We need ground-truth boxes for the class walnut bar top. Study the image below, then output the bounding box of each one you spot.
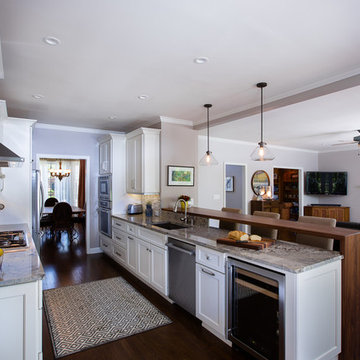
[162,206,359,241]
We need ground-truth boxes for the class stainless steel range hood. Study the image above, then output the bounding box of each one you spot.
[0,143,24,167]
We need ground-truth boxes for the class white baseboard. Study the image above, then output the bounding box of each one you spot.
[87,247,103,254]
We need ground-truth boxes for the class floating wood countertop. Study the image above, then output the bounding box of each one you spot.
[163,205,360,359]
[162,206,359,241]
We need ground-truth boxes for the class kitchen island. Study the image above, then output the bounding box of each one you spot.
[0,223,45,360]
[110,212,342,360]
[162,206,359,360]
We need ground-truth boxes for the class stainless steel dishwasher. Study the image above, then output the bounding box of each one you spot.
[167,237,196,315]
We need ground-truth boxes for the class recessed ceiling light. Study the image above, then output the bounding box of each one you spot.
[137,95,149,100]
[43,36,61,46]
[108,115,117,120]
[194,57,209,64]
[32,94,44,99]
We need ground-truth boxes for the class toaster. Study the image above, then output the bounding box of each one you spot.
[127,204,143,215]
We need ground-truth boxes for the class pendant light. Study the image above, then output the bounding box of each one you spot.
[199,104,218,166]
[250,82,275,161]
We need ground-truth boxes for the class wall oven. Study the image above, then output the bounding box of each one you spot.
[98,175,112,237]
[98,175,112,200]
[227,258,285,360]
[99,199,112,237]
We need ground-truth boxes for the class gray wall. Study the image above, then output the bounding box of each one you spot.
[160,120,198,208]
[318,149,359,221]
[32,126,101,249]
[225,164,245,210]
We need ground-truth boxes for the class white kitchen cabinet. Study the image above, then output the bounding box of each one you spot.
[110,216,168,297]
[137,238,151,282]
[196,264,225,337]
[99,139,112,174]
[150,244,168,295]
[0,280,42,360]
[127,234,137,272]
[112,243,126,265]
[97,134,127,215]
[126,127,160,194]
[100,234,112,256]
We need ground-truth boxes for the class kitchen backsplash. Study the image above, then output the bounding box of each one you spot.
[127,194,161,213]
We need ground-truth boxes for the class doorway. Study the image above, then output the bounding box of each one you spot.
[224,163,247,214]
[273,168,300,221]
[35,154,90,254]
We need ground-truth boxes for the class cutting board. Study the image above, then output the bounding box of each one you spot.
[217,237,275,250]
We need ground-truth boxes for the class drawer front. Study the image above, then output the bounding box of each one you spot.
[126,223,138,236]
[100,235,112,255]
[113,243,126,264]
[137,227,167,249]
[196,246,225,273]
[112,228,127,249]
[112,218,127,232]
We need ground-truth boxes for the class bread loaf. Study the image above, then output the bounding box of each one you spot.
[249,234,262,241]
[228,230,247,240]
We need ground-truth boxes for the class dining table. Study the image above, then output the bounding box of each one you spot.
[43,206,86,216]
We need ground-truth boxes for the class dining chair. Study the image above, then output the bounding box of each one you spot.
[44,197,59,207]
[219,207,242,231]
[251,211,280,240]
[295,215,336,250]
[51,202,75,242]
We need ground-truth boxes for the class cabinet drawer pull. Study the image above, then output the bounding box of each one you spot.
[115,236,122,240]
[115,222,122,227]
[103,243,108,248]
[115,251,122,257]
[128,236,134,240]
[206,255,210,260]
[202,268,215,276]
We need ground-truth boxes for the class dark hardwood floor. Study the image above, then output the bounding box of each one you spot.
[40,226,253,360]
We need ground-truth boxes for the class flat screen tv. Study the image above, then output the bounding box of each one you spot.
[305,172,347,195]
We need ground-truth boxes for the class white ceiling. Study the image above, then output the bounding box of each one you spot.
[207,85,360,151]
[0,0,359,146]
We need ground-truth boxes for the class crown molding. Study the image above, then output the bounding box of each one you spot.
[34,122,124,134]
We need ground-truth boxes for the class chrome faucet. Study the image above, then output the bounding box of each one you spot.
[173,198,188,223]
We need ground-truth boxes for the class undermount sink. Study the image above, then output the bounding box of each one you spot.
[151,222,188,230]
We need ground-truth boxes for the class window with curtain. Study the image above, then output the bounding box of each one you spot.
[40,159,80,206]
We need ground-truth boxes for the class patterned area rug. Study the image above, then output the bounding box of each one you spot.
[43,277,172,358]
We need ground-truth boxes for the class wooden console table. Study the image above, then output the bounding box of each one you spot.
[304,205,350,222]
[163,206,360,359]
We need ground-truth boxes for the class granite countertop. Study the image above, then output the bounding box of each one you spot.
[0,223,45,287]
[113,213,343,274]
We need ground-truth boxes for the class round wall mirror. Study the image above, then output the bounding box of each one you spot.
[251,170,270,195]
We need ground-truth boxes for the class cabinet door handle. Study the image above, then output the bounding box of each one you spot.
[202,268,215,276]
[103,243,108,248]
[206,255,210,260]
[128,236,134,240]
[115,251,122,257]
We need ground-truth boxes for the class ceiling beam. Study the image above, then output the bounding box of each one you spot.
[193,73,360,130]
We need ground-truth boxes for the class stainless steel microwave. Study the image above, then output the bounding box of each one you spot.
[98,175,112,200]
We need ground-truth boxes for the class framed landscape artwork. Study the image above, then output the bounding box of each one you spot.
[167,166,194,186]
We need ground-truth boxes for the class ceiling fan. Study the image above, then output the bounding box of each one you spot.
[331,130,360,147]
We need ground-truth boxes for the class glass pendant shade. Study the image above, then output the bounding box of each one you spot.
[199,150,218,165]
[200,104,218,166]
[250,82,275,161]
[250,142,275,161]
